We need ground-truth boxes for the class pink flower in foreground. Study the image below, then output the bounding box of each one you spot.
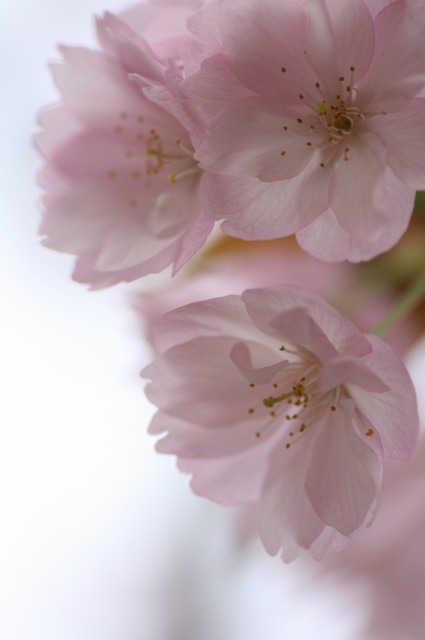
[37,1,212,288]
[182,0,425,261]
[142,286,418,561]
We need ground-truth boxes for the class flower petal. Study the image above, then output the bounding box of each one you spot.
[201,168,329,239]
[372,98,425,190]
[149,294,261,354]
[260,432,325,561]
[221,0,315,102]
[197,97,312,181]
[348,335,419,460]
[305,0,375,97]
[242,286,371,358]
[330,132,414,245]
[318,356,389,394]
[296,203,414,262]
[305,398,382,535]
[359,0,425,112]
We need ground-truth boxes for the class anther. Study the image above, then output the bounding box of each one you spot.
[330,405,336,412]
[365,428,374,437]
[249,383,255,388]
[281,67,287,73]
[248,408,255,414]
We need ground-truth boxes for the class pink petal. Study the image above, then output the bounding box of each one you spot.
[359,0,425,112]
[372,98,425,190]
[229,341,289,384]
[260,432,325,561]
[143,336,275,427]
[149,411,273,459]
[221,0,316,102]
[96,12,163,79]
[71,243,178,289]
[50,46,145,124]
[172,210,215,274]
[296,204,414,262]
[309,526,351,560]
[197,97,312,181]
[305,398,382,535]
[183,0,223,74]
[177,440,273,504]
[150,294,261,355]
[318,356,389,394]
[201,168,330,240]
[348,335,419,460]
[181,54,254,146]
[305,0,375,97]
[241,287,371,358]
[330,132,414,244]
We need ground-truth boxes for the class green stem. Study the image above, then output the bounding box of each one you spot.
[372,260,425,335]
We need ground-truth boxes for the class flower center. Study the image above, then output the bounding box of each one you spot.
[245,344,339,449]
[106,110,199,205]
[314,101,365,147]
[278,66,387,167]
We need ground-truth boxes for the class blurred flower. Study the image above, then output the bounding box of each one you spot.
[319,435,425,639]
[134,235,422,360]
[142,285,418,561]
[177,0,425,261]
[37,0,213,288]
[314,337,425,640]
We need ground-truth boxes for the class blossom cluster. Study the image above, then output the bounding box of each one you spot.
[37,0,424,563]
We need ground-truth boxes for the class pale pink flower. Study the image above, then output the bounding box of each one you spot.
[142,285,418,561]
[37,1,212,288]
[181,0,425,261]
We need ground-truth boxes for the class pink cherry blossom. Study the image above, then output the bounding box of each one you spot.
[142,285,418,561]
[181,0,425,261]
[37,0,213,288]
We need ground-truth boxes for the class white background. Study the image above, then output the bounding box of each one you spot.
[1,1,421,638]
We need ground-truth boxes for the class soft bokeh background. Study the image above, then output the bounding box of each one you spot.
[1,1,424,638]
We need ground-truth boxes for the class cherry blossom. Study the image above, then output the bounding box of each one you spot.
[37,0,212,288]
[142,285,418,561]
[181,0,425,261]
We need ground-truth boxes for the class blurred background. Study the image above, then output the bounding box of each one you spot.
[1,1,425,638]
